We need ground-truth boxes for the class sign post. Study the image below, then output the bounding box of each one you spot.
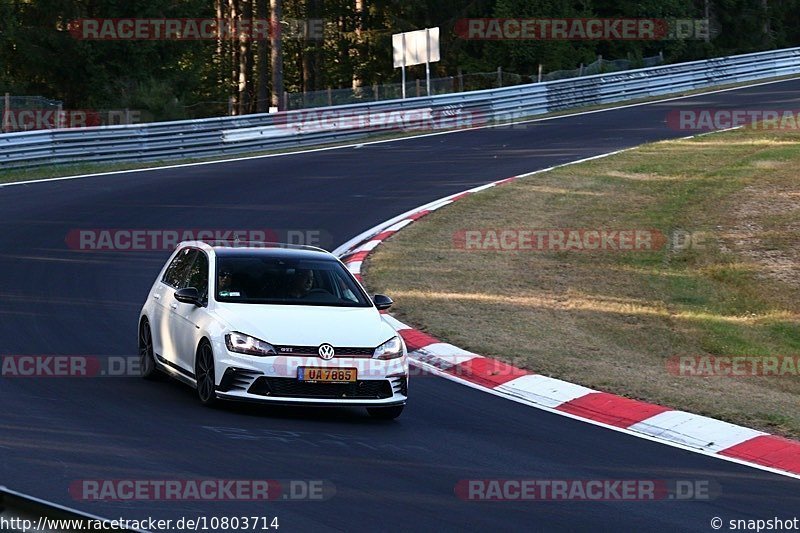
[425,29,431,95]
[401,33,406,99]
[393,27,440,99]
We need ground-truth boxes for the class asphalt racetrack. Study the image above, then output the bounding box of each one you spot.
[1,79,799,531]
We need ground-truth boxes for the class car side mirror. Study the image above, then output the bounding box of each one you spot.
[372,294,393,311]
[175,287,203,307]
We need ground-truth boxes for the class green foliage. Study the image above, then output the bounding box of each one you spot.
[2,0,798,121]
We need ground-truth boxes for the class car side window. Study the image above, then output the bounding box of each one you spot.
[162,248,197,288]
[185,251,209,301]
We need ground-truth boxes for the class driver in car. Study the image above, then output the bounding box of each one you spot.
[287,268,314,298]
[218,269,246,298]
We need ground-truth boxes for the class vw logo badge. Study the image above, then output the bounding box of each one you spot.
[318,344,335,360]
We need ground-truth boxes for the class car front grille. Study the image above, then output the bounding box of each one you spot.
[274,345,375,358]
[248,377,393,399]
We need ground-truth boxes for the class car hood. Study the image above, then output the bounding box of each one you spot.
[211,303,398,348]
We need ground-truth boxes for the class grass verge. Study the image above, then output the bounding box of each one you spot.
[364,125,800,438]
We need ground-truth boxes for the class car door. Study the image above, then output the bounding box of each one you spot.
[169,249,209,375]
[152,247,196,363]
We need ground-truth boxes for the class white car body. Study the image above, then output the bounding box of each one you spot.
[138,241,408,416]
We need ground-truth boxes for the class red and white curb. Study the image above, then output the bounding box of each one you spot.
[334,165,800,480]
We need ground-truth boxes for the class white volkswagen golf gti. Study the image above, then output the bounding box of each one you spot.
[138,241,408,419]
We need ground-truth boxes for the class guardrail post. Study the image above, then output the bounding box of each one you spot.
[327,88,333,106]
[497,66,502,88]
[457,67,463,92]
[538,64,543,83]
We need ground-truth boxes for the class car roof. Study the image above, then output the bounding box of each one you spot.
[180,241,336,261]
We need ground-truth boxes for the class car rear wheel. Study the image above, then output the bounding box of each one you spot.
[195,341,218,407]
[138,319,159,380]
[367,405,404,420]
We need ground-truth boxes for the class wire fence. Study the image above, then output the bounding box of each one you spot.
[287,53,664,110]
[2,52,664,130]
[0,95,61,133]
[542,53,664,81]
[0,95,62,110]
[0,95,148,133]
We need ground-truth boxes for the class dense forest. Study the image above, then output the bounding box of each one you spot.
[1,0,799,120]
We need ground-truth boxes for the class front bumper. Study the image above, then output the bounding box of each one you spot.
[212,346,409,405]
[216,392,407,407]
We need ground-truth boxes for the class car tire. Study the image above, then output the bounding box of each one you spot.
[195,340,218,407]
[138,319,159,380]
[366,405,404,420]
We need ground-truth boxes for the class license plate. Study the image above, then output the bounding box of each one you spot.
[298,367,357,383]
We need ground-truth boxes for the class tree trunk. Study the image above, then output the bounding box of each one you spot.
[216,0,224,96]
[238,0,253,114]
[302,0,320,92]
[257,0,269,112]
[230,0,240,114]
[352,0,363,90]
[270,0,284,110]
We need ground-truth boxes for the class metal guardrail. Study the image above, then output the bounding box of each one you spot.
[2,47,800,170]
[0,486,144,532]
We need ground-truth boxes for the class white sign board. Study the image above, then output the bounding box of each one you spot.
[393,28,440,68]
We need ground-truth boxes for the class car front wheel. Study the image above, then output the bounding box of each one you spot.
[195,340,218,407]
[139,319,159,380]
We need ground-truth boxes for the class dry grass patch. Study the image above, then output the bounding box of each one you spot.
[365,126,800,437]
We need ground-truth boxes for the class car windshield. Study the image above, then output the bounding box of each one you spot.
[215,256,372,307]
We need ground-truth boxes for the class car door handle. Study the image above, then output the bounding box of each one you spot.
[170,303,178,310]
[153,294,161,300]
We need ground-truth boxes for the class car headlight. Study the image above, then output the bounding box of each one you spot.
[225,332,277,357]
[373,336,403,360]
